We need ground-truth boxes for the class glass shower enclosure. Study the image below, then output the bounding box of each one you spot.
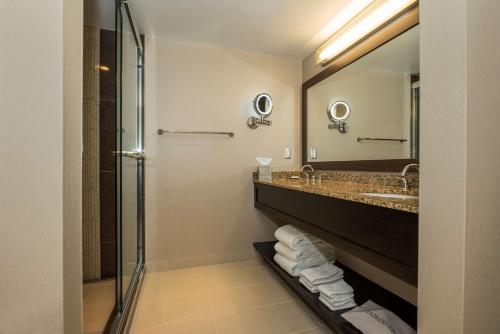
[109,0,145,331]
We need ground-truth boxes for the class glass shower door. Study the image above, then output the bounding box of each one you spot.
[116,0,144,314]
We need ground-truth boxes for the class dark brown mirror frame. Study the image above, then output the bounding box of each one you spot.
[302,5,420,172]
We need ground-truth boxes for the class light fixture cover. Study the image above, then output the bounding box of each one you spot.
[316,0,417,65]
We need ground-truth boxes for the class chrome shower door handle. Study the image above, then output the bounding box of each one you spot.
[114,150,145,160]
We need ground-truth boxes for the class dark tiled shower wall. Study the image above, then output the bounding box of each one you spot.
[99,29,117,278]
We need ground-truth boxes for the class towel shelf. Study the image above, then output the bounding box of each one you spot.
[157,129,234,137]
[254,241,417,333]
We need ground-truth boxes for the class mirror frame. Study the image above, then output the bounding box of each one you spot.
[302,5,420,172]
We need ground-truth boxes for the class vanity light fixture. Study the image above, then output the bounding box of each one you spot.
[316,0,418,65]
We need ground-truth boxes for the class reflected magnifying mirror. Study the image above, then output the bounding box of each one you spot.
[327,101,350,133]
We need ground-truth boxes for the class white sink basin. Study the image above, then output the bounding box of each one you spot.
[361,192,418,200]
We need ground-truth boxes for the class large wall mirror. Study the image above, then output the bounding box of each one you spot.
[303,24,420,171]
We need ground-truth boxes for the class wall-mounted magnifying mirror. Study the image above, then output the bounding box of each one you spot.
[327,101,350,133]
[255,93,273,116]
[248,93,273,129]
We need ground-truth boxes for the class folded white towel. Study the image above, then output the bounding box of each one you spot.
[319,292,355,304]
[275,243,335,269]
[319,295,357,311]
[300,263,343,285]
[274,241,335,263]
[274,253,326,277]
[318,279,354,299]
[299,277,320,293]
[274,225,314,249]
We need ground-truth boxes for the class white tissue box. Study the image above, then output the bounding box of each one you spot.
[258,166,272,181]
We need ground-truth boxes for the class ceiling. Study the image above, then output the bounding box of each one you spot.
[127,0,354,58]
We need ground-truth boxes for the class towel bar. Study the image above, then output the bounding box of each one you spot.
[157,129,234,137]
[357,137,407,143]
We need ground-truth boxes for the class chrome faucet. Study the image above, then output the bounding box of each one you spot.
[398,163,419,191]
[300,164,315,184]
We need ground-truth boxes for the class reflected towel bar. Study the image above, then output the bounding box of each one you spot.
[157,129,235,137]
[357,137,407,143]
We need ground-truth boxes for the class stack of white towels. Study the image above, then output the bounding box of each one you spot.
[273,225,336,277]
[273,225,356,312]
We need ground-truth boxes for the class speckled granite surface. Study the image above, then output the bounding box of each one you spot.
[253,171,419,214]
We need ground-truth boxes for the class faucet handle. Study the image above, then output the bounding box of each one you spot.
[396,176,409,192]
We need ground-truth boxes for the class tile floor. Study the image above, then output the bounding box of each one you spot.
[131,260,334,334]
[83,279,115,334]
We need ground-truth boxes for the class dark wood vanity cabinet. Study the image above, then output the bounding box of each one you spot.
[254,182,418,286]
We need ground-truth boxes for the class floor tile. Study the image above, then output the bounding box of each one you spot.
[132,300,164,330]
[161,268,208,298]
[83,302,114,333]
[260,301,321,334]
[215,307,272,334]
[204,287,256,316]
[132,318,217,334]
[84,283,115,305]
[293,327,335,334]
[203,265,277,290]
[247,281,297,306]
[139,277,167,301]
[134,260,328,334]
[163,294,210,324]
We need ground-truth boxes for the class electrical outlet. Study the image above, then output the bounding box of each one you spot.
[284,147,291,159]
[310,148,317,160]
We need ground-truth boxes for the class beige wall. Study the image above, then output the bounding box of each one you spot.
[63,0,83,332]
[463,0,500,333]
[0,0,64,333]
[419,0,467,332]
[420,0,500,333]
[144,37,301,270]
[307,69,411,161]
[0,0,82,333]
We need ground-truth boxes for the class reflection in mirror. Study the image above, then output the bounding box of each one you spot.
[306,25,420,162]
[328,101,350,122]
[327,101,351,134]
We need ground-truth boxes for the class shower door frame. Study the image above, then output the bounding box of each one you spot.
[104,1,145,333]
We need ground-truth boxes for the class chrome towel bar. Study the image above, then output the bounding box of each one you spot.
[357,137,407,143]
[157,129,235,137]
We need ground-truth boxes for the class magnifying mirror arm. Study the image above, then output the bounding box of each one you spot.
[328,121,348,133]
[247,116,272,129]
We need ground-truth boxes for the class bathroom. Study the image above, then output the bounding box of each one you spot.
[2,0,500,334]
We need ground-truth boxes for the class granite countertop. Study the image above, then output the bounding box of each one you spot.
[253,171,419,214]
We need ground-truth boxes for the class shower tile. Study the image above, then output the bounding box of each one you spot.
[99,29,116,101]
[99,172,116,242]
[99,100,116,172]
